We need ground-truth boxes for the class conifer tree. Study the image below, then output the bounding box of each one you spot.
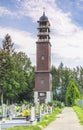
[2,34,14,55]
[66,81,80,106]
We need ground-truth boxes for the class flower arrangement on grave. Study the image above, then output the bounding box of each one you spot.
[22,109,30,117]
[14,105,22,117]
[22,109,31,121]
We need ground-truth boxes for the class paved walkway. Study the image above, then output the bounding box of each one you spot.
[43,107,83,130]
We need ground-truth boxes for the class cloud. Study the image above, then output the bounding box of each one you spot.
[0,26,36,64]
[0,6,16,16]
[51,28,83,59]
[51,53,83,68]
[19,0,79,34]
[0,0,83,68]
[16,0,21,2]
[76,0,83,10]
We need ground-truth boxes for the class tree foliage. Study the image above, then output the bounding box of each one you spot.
[52,63,72,102]
[0,34,35,104]
[12,52,35,102]
[52,63,83,103]
[2,34,14,55]
[0,50,16,104]
[66,81,80,106]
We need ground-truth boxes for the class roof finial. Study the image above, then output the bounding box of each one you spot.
[43,7,45,15]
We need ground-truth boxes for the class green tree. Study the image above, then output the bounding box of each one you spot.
[0,50,16,104]
[12,52,35,102]
[2,34,14,55]
[0,34,35,104]
[51,65,59,91]
[79,67,83,95]
[52,63,72,103]
[66,81,80,106]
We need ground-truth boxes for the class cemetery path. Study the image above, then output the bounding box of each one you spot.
[43,107,83,130]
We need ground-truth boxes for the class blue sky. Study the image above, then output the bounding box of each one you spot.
[0,0,83,68]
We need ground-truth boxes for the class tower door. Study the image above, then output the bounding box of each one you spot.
[38,92,46,104]
[40,97,46,104]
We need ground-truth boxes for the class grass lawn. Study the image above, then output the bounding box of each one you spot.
[37,107,61,128]
[7,126,41,130]
[6,107,61,130]
[73,106,83,125]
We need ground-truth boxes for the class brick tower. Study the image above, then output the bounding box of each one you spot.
[34,12,52,104]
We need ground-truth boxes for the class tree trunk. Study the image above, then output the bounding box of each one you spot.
[1,92,3,105]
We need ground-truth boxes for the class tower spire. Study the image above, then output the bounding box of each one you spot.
[43,7,45,15]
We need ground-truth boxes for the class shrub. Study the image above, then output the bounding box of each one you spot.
[53,100,65,108]
[66,81,80,106]
[48,101,53,106]
[73,106,83,125]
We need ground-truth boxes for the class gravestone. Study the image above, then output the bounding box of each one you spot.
[2,104,7,118]
[30,107,35,122]
[9,105,16,120]
[22,104,26,112]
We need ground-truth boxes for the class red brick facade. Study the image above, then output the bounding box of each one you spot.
[35,72,52,91]
[36,42,51,71]
[34,12,52,103]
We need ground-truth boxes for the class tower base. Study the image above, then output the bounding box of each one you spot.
[34,91,52,104]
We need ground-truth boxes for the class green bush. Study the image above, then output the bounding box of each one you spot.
[73,106,83,125]
[53,100,65,108]
[48,101,54,106]
[57,101,64,108]
[66,81,80,106]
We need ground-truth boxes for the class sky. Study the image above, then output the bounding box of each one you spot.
[0,0,83,68]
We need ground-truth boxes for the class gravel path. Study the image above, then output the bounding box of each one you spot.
[43,107,83,130]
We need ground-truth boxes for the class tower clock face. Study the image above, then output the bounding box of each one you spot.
[41,79,44,85]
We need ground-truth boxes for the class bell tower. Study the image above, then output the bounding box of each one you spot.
[34,12,52,104]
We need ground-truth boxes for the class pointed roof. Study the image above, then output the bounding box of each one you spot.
[39,11,48,21]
